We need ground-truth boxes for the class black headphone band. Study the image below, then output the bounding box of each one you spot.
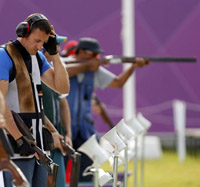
[27,14,48,30]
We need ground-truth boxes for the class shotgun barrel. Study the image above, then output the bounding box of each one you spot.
[63,55,197,65]
[61,140,81,187]
[105,55,197,63]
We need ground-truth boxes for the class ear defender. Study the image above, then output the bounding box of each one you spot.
[16,22,30,37]
[16,14,48,37]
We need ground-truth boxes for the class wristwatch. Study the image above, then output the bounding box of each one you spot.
[16,137,24,147]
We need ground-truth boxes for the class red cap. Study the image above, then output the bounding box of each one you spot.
[61,40,78,57]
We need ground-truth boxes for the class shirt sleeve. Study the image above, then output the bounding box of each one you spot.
[94,66,116,89]
[37,51,51,75]
[0,48,13,80]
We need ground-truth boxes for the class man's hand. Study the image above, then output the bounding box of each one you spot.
[65,135,72,147]
[52,132,65,154]
[135,57,150,67]
[43,25,58,55]
[85,58,102,72]
[16,136,36,156]
[43,36,58,55]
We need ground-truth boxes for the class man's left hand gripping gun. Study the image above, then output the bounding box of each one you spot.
[11,111,58,175]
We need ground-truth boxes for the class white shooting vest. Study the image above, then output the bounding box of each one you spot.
[6,43,45,159]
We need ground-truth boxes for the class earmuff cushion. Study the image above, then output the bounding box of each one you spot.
[16,22,30,37]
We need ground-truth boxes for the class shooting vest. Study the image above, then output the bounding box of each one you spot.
[67,71,96,141]
[5,42,46,157]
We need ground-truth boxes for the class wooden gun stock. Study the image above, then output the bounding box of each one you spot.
[46,163,59,187]
[0,128,14,157]
[61,140,81,187]
[0,128,29,186]
[0,158,30,187]
[93,95,114,129]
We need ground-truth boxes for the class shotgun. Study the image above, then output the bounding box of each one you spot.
[11,111,58,175]
[61,140,81,187]
[104,55,197,63]
[63,55,196,64]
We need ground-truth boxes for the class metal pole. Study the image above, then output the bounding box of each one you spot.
[140,134,145,187]
[92,159,99,187]
[123,143,128,187]
[113,155,119,187]
[172,100,186,162]
[113,147,119,187]
[94,168,99,187]
[134,137,138,187]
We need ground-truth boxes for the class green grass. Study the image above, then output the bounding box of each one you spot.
[101,150,200,187]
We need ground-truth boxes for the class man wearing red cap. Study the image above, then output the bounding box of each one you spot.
[61,40,78,57]
[64,37,150,182]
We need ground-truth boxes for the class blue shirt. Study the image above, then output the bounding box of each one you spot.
[0,42,50,80]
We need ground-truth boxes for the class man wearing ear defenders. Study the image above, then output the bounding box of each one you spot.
[0,13,69,187]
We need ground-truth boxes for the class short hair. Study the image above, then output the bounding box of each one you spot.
[25,13,51,35]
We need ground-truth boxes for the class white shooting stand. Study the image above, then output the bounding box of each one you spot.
[137,113,152,187]
[115,119,136,187]
[126,117,145,187]
[101,127,126,187]
[78,134,111,186]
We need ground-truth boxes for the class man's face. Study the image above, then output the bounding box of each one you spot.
[22,28,50,55]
